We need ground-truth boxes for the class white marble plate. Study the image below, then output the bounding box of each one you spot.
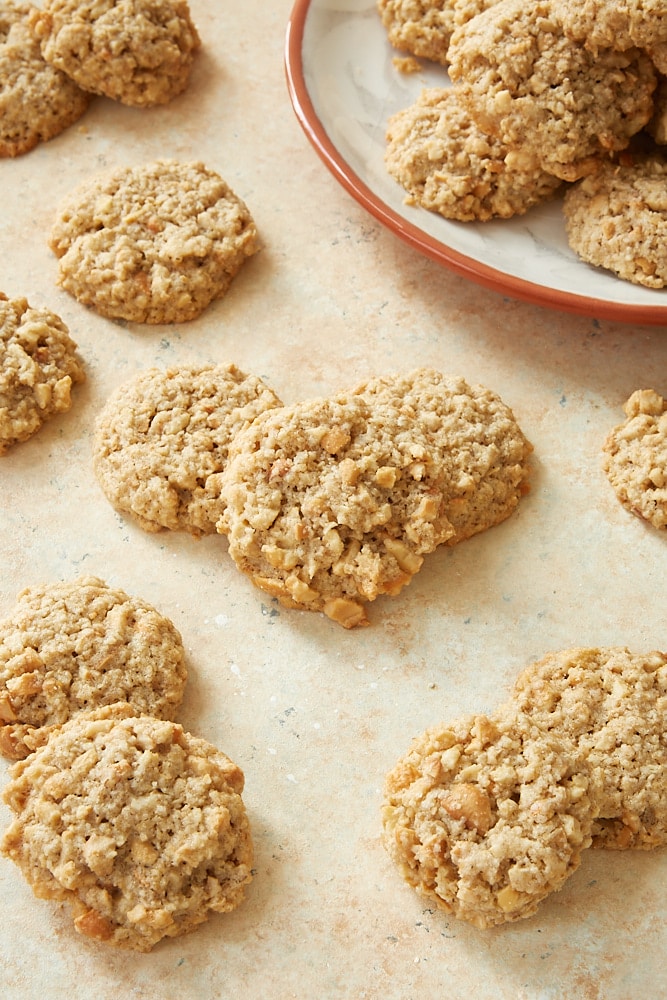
[285,0,667,324]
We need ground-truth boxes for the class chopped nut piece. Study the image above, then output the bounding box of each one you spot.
[442,783,492,834]
[320,426,350,454]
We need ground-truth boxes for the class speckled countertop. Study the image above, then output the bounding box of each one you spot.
[2,3,667,998]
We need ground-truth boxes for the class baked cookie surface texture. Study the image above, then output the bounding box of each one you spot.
[218,368,531,628]
[385,87,562,221]
[0,292,85,454]
[93,363,283,535]
[510,646,667,849]
[563,157,667,289]
[0,576,187,760]
[1,704,253,951]
[0,0,90,156]
[602,389,667,528]
[49,159,259,324]
[29,0,200,107]
[382,712,599,927]
[550,0,667,54]
[447,0,656,181]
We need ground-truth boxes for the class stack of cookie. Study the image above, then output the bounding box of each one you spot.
[0,576,254,952]
[382,645,667,928]
[91,365,533,628]
[379,0,667,288]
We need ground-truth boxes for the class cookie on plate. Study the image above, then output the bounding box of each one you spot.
[29,0,200,107]
[377,0,459,65]
[218,369,531,628]
[0,0,91,157]
[382,711,600,927]
[447,0,657,181]
[563,155,667,289]
[49,159,259,325]
[601,389,667,528]
[1,704,253,951]
[510,647,667,849]
[0,576,187,760]
[385,87,563,221]
[377,0,500,66]
[0,292,85,455]
[550,0,667,55]
[93,363,283,536]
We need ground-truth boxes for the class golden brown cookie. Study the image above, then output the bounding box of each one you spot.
[382,711,600,927]
[93,364,283,536]
[218,369,531,628]
[0,0,90,157]
[563,155,667,289]
[49,160,259,325]
[0,292,85,454]
[447,0,656,181]
[29,0,200,107]
[550,0,667,55]
[602,389,667,528]
[510,647,667,849]
[1,704,253,951]
[385,87,563,221]
[0,576,187,759]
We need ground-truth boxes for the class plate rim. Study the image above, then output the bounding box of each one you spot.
[284,0,667,327]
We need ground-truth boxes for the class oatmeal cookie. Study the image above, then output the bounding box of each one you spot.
[1,704,253,951]
[563,155,667,289]
[0,292,85,454]
[49,159,259,325]
[93,364,283,536]
[29,0,200,107]
[377,0,458,65]
[550,0,667,55]
[382,711,600,927]
[0,0,90,157]
[377,0,500,65]
[447,0,657,181]
[601,389,667,528]
[218,369,531,628]
[385,87,562,221]
[0,576,187,760]
[510,647,667,849]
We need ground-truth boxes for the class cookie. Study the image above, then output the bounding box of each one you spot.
[377,0,500,65]
[218,369,531,628]
[447,0,657,181]
[49,159,259,325]
[0,0,90,157]
[510,647,667,849]
[550,0,667,55]
[382,711,600,928]
[93,364,283,536]
[0,292,85,454]
[1,704,253,951]
[29,0,200,107]
[563,155,667,289]
[601,389,667,528]
[385,87,563,221]
[0,576,187,760]
[377,0,459,65]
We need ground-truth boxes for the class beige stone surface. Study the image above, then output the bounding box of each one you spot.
[1,1,666,996]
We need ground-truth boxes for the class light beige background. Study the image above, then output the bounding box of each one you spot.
[2,2,666,998]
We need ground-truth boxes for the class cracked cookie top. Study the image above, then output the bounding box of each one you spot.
[0,292,85,454]
[1,704,253,951]
[0,576,187,759]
